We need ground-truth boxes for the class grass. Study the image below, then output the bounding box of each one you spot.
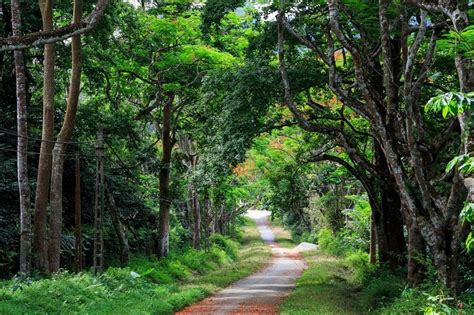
[279,249,361,315]
[0,218,271,315]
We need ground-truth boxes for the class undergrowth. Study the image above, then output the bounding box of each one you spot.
[281,228,474,314]
[0,218,271,314]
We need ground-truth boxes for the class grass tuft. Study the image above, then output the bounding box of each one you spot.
[279,250,361,315]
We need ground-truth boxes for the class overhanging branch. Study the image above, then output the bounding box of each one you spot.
[0,0,110,52]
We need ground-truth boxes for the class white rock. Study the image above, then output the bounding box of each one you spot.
[294,242,318,252]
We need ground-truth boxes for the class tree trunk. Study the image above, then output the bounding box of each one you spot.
[105,180,129,266]
[192,187,201,249]
[93,128,105,274]
[12,0,31,276]
[379,187,406,265]
[178,135,201,249]
[74,152,82,272]
[48,0,83,273]
[372,142,406,266]
[156,94,174,258]
[203,197,211,249]
[406,216,425,287]
[369,213,376,264]
[33,0,55,274]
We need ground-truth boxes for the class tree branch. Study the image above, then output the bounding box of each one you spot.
[0,0,110,52]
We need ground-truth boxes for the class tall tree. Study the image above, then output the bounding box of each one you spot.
[156,93,174,258]
[11,0,31,276]
[34,0,55,273]
[48,0,83,272]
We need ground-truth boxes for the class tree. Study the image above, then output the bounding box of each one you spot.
[0,0,110,51]
[276,0,468,291]
[48,0,83,273]
[33,0,55,274]
[11,0,31,276]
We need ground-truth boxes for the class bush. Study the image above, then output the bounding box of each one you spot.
[210,234,239,260]
[166,260,192,280]
[209,245,230,265]
[344,251,373,286]
[317,228,349,256]
[380,284,474,314]
[358,271,404,311]
[180,249,214,273]
[299,231,318,244]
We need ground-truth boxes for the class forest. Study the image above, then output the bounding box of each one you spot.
[0,0,473,314]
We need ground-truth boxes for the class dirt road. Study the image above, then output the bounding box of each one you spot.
[176,210,306,315]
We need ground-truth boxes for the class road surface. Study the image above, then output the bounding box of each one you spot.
[176,210,305,315]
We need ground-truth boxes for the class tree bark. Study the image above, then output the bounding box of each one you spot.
[74,152,82,272]
[377,187,406,265]
[48,0,83,273]
[369,213,376,264]
[156,94,174,258]
[192,187,201,249]
[374,144,406,267]
[12,0,31,276]
[33,0,55,274]
[178,135,201,249]
[93,128,105,274]
[406,216,425,287]
[0,0,110,52]
[105,180,129,266]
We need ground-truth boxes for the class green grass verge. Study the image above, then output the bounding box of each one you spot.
[279,250,362,315]
[0,219,271,315]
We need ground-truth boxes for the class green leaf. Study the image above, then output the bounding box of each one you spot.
[466,232,474,253]
[445,155,469,173]
[461,202,474,223]
[442,105,449,118]
[426,92,474,117]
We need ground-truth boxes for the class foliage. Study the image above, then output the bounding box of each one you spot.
[344,251,373,286]
[438,25,474,57]
[425,92,474,118]
[209,234,239,259]
[0,223,271,314]
[317,228,351,257]
[380,285,474,315]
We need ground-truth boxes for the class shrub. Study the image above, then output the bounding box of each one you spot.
[129,257,174,284]
[165,260,192,280]
[299,231,318,244]
[344,251,373,286]
[209,245,230,265]
[358,271,404,311]
[210,234,239,260]
[317,228,349,256]
[380,284,474,314]
[179,249,214,273]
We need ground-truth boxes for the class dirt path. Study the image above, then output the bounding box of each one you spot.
[176,210,306,315]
